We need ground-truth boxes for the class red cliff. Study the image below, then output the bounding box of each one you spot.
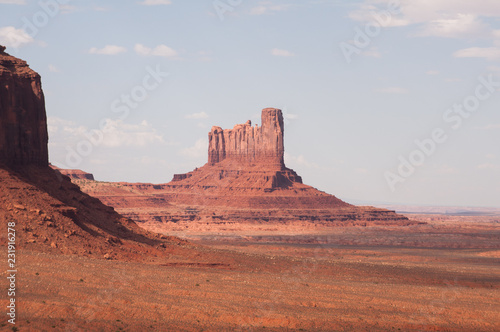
[0,45,48,167]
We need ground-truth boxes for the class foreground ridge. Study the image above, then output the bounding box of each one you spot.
[0,45,185,260]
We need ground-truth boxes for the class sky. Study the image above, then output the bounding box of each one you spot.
[1,0,499,208]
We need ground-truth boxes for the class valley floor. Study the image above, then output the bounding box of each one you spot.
[1,217,499,331]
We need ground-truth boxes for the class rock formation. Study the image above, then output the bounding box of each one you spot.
[50,164,95,180]
[71,108,414,232]
[208,108,285,168]
[0,46,48,166]
[0,46,182,260]
[174,108,302,191]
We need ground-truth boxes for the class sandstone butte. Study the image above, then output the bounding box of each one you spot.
[0,45,185,260]
[74,109,415,232]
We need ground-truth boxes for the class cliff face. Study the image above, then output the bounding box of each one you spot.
[0,45,48,167]
[208,108,285,169]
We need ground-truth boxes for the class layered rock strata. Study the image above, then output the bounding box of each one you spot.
[70,108,413,232]
[51,164,95,180]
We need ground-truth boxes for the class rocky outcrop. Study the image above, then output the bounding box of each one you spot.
[0,45,48,166]
[208,108,285,168]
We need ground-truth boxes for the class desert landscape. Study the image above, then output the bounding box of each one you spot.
[1,44,499,332]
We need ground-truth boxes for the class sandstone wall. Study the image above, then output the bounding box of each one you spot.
[208,108,285,169]
[0,46,48,167]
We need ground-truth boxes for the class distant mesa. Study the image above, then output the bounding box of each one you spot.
[50,164,95,181]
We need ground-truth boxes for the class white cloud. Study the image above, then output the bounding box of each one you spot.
[89,45,127,55]
[375,87,409,94]
[453,47,500,61]
[271,48,294,57]
[134,44,150,56]
[436,165,459,175]
[250,2,291,15]
[60,5,78,14]
[486,153,496,159]
[444,78,463,83]
[185,112,209,120]
[134,43,178,58]
[0,0,25,4]
[477,163,500,171]
[197,50,212,62]
[180,138,207,158]
[100,119,165,147]
[138,0,171,5]
[479,123,500,130]
[93,6,109,12]
[355,167,369,174]
[284,153,321,169]
[349,1,500,39]
[48,117,166,148]
[0,26,34,48]
[48,64,60,73]
[47,117,76,135]
[426,70,440,75]
[416,14,489,39]
[348,3,410,27]
[284,113,298,120]
[363,47,381,58]
[347,3,500,60]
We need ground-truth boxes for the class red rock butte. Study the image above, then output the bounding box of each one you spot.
[79,108,413,230]
[172,108,302,190]
[208,108,285,168]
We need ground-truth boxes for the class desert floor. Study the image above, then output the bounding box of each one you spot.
[1,216,499,331]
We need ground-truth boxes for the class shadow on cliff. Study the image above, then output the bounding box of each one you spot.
[0,163,182,254]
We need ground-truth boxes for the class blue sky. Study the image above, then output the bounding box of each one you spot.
[1,0,500,208]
